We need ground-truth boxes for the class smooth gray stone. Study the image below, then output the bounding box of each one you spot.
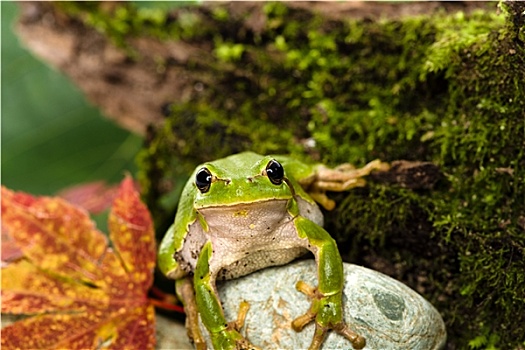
[156,313,193,349]
[199,260,446,350]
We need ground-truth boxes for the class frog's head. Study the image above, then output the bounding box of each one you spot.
[191,152,296,209]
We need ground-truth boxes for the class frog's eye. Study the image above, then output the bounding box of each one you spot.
[195,167,212,193]
[266,159,284,185]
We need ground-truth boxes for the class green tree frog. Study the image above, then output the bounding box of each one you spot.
[158,152,388,350]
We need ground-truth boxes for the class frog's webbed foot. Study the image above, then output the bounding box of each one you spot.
[212,301,261,350]
[310,159,390,210]
[292,281,366,350]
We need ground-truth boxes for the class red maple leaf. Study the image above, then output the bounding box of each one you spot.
[1,176,157,349]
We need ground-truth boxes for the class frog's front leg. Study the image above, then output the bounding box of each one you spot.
[293,216,366,350]
[194,241,260,350]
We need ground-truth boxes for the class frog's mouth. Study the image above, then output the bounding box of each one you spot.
[195,198,290,212]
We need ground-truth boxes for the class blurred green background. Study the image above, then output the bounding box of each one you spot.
[2,1,143,196]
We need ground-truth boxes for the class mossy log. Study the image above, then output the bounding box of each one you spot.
[15,2,524,348]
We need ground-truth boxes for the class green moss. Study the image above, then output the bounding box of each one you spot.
[214,41,245,63]
[56,2,210,49]
[211,7,229,22]
[56,1,525,347]
[145,4,523,347]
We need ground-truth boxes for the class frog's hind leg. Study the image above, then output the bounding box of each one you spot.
[308,159,390,210]
[176,277,207,350]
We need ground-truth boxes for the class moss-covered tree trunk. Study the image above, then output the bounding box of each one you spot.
[15,2,524,348]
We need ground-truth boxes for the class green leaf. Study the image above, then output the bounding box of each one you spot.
[1,2,142,196]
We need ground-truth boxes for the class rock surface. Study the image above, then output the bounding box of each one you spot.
[156,313,193,349]
[198,260,446,350]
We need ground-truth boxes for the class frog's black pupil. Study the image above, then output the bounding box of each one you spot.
[196,167,212,193]
[266,160,284,185]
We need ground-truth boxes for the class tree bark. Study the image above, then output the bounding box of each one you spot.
[15,1,488,135]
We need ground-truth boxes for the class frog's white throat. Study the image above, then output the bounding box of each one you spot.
[174,197,323,280]
[198,199,292,240]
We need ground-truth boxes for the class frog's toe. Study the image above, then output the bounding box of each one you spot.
[291,307,316,332]
[229,305,262,350]
[212,301,261,350]
[231,334,262,350]
[293,319,366,350]
[211,328,261,350]
[308,192,336,211]
[292,280,366,350]
[235,338,261,350]
[335,323,366,349]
